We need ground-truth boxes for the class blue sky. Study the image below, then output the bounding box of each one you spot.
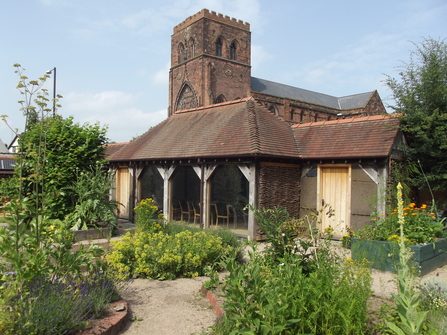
[1,0,446,144]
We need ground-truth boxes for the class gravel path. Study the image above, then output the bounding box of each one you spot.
[117,276,216,335]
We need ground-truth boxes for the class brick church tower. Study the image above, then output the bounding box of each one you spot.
[168,9,252,116]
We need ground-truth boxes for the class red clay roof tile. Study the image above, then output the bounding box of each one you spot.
[293,116,400,159]
[107,98,300,162]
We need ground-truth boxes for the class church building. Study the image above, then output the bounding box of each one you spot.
[107,9,404,240]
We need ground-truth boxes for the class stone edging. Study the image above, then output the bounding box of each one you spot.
[200,286,225,317]
[76,300,128,335]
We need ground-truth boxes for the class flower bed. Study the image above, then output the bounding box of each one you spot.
[351,238,447,276]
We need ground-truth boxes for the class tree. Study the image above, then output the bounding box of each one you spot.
[385,37,447,191]
[4,64,109,220]
[17,115,108,219]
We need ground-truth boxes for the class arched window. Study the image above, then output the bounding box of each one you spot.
[178,43,186,63]
[215,37,223,57]
[290,109,294,121]
[176,84,197,111]
[268,105,276,114]
[188,38,195,58]
[314,113,318,122]
[215,95,226,103]
[230,41,237,60]
[299,110,304,122]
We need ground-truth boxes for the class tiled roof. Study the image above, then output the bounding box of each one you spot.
[108,98,300,162]
[105,142,129,159]
[251,77,373,110]
[292,115,400,159]
[0,155,16,170]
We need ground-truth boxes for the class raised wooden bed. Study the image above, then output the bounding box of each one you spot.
[351,238,447,276]
[73,227,111,242]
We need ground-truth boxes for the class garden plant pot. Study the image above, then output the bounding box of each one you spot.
[351,238,447,276]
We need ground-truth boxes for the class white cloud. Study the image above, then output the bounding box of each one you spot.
[64,91,138,112]
[276,32,406,95]
[120,9,172,36]
[152,62,170,85]
[251,44,272,73]
[62,91,166,143]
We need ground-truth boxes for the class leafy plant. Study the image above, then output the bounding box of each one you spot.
[0,204,104,283]
[215,237,373,334]
[107,229,233,280]
[385,37,447,190]
[15,115,109,220]
[249,204,307,262]
[355,202,445,244]
[0,178,17,198]
[385,183,434,335]
[10,269,129,335]
[134,198,165,232]
[66,164,120,232]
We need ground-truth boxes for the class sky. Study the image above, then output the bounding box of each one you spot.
[1,0,446,144]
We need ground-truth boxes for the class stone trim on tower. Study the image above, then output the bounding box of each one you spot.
[173,8,250,34]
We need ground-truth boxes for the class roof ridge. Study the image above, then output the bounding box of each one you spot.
[175,97,252,114]
[291,114,395,129]
[107,142,129,146]
[252,76,338,99]
[247,99,261,154]
[252,76,375,100]
[338,90,375,100]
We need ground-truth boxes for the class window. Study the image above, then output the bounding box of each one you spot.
[215,95,226,103]
[189,38,195,58]
[176,84,197,111]
[216,37,223,57]
[230,41,237,60]
[290,109,294,120]
[178,43,186,63]
[269,105,276,114]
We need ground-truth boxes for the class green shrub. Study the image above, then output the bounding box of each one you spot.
[420,277,447,332]
[66,164,120,232]
[134,198,165,233]
[0,282,19,335]
[215,240,373,334]
[163,221,202,235]
[163,222,243,260]
[10,270,128,335]
[0,178,17,198]
[355,203,445,244]
[107,229,232,280]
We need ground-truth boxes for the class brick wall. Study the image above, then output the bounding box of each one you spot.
[169,10,251,115]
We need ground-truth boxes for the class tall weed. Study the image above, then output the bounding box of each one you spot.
[216,238,373,334]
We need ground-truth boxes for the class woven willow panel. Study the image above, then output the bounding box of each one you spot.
[258,164,301,218]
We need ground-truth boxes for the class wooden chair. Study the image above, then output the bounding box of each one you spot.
[171,201,181,220]
[213,203,232,227]
[193,203,201,224]
[179,201,193,222]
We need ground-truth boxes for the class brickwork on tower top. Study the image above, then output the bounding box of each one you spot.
[173,8,250,33]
